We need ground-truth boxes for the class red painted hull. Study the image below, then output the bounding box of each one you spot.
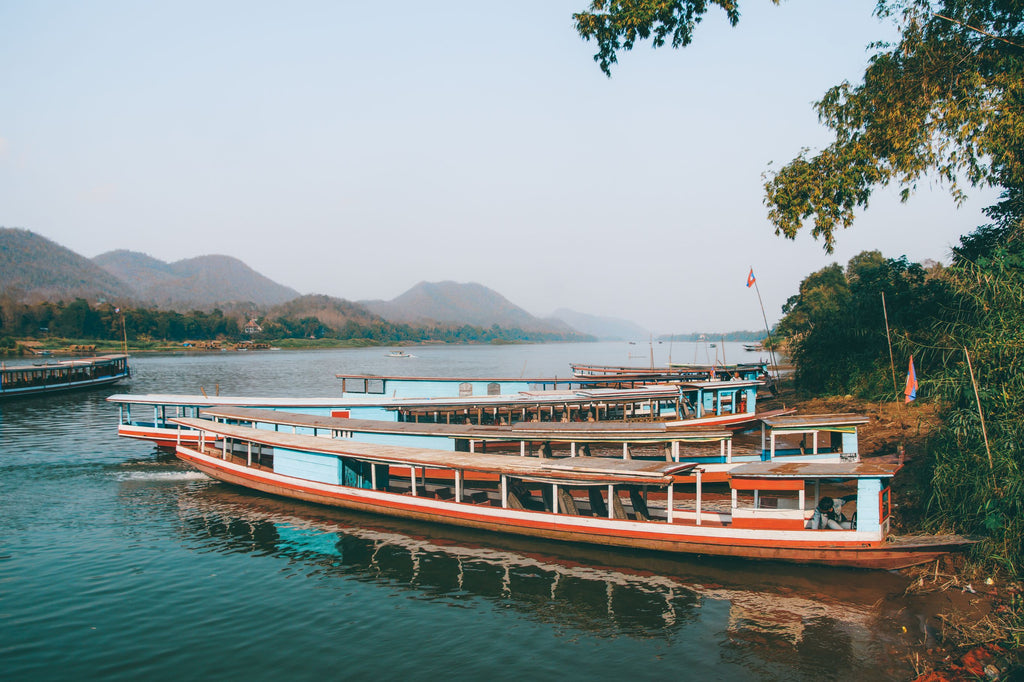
[177,445,969,570]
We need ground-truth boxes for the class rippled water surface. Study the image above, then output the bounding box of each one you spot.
[1,344,935,680]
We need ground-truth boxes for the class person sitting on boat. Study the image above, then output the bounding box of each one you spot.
[807,495,856,529]
[807,497,843,529]
[807,497,839,529]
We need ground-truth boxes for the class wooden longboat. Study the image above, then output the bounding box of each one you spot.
[337,367,764,396]
[108,378,771,448]
[195,406,857,487]
[570,361,767,382]
[171,417,975,570]
[0,354,130,399]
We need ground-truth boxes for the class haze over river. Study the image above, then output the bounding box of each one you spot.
[2,342,945,680]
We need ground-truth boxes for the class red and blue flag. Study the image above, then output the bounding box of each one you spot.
[904,356,918,403]
[746,268,756,288]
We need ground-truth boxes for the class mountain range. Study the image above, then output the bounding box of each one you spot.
[93,249,300,309]
[360,282,578,334]
[0,227,646,338]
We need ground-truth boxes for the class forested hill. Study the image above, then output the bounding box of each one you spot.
[0,227,131,302]
[361,281,575,334]
[266,294,383,328]
[93,250,300,308]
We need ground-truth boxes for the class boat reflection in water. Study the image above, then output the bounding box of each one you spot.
[174,486,921,669]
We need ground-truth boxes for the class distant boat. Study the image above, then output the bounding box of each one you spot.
[0,354,130,399]
[387,351,413,358]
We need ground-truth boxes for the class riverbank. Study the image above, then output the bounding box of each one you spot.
[762,386,1023,679]
[0,336,529,357]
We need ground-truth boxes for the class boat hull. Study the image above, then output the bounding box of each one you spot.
[177,444,965,570]
[0,373,126,399]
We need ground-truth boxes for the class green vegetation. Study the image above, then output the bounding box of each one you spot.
[0,299,586,355]
[575,0,1024,652]
[773,224,1024,585]
[575,1,1022,253]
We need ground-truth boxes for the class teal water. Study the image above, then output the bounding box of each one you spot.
[1,344,933,680]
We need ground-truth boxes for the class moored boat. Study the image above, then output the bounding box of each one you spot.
[0,354,130,399]
[197,406,857,474]
[109,378,772,448]
[170,417,974,570]
[570,361,767,382]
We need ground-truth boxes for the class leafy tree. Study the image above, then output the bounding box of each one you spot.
[575,0,1024,251]
[776,251,948,396]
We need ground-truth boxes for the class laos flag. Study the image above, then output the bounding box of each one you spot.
[746,268,756,288]
[904,356,918,403]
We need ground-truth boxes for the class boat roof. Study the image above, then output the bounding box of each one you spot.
[336,373,578,383]
[571,361,766,372]
[759,413,870,429]
[4,354,128,371]
[107,393,397,407]
[109,381,757,411]
[171,417,697,485]
[199,406,735,443]
[729,459,902,479]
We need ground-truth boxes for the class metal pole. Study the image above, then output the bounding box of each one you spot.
[750,269,781,384]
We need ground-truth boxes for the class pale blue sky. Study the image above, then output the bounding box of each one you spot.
[0,1,998,333]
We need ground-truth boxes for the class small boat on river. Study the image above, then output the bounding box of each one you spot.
[170,414,974,570]
[0,354,130,399]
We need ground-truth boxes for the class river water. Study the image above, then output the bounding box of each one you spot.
[1,342,939,680]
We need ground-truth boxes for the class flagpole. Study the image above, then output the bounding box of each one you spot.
[749,267,781,385]
[881,292,899,400]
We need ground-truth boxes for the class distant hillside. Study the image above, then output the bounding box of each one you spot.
[361,281,576,333]
[94,250,300,309]
[265,294,383,328]
[0,227,132,303]
[550,308,649,341]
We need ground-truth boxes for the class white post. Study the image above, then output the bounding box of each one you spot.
[222,436,227,460]
[371,463,377,490]
[672,440,679,462]
[411,467,418,496]
[500,475,507,508]
[813,431,819,455]
[622,443,629,460]
[520,441,526,457]
[608,484,615,519]
[247,441,252,466]
[571,442,576,457]
[455,470,462,502]
[552,484,559,513]
[770,431,776,460]
[695,469,702,526]
[667,483,674,523]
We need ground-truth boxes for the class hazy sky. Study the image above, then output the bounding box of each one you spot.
[0,1,998,334]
